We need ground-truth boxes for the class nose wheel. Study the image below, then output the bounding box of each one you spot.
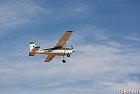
[67,53,70,57]
[62,59,66,63]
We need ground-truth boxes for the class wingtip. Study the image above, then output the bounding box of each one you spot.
[67,31,73,32]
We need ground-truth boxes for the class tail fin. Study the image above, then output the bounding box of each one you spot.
[29,42,36,51]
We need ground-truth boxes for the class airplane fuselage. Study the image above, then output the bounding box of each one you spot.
[35,48,74,56]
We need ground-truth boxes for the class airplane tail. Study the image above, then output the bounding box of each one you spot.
[29,42,40,56]
[29,42,36,51]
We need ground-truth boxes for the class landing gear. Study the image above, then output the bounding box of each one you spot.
[62,59,66,63]
[67,53,70,57]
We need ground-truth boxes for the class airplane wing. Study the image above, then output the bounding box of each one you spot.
[44,54,55,62]
[54,31,73,48]
[29,46,40,56]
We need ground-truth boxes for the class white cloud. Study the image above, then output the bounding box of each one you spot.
[0,0,94,38]
[0,0,48,28]
[124,35,140,42]
[42,1,94,20]
[67,2,94,14]
[71,25,111,45]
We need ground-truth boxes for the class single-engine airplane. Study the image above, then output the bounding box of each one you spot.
[29,31,74,63]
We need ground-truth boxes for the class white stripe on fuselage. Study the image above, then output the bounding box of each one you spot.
[36,49,73,55]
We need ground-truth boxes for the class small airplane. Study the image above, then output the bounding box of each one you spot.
[29,31,74,63]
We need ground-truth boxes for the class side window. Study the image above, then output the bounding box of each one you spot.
[48,50,52,52]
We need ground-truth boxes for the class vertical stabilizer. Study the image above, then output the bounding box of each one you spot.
[29,42,36,51]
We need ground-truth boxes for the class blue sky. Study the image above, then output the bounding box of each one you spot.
[0,0,140,94]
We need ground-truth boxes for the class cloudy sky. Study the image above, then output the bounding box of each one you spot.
[0,0,140,94]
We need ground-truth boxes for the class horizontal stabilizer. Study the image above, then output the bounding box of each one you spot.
[31,46,40,52]
[29,52,36,56]
[29,46,40,56]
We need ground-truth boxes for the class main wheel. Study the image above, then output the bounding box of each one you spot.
[67,53,70,57]
[62,59,66,63]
